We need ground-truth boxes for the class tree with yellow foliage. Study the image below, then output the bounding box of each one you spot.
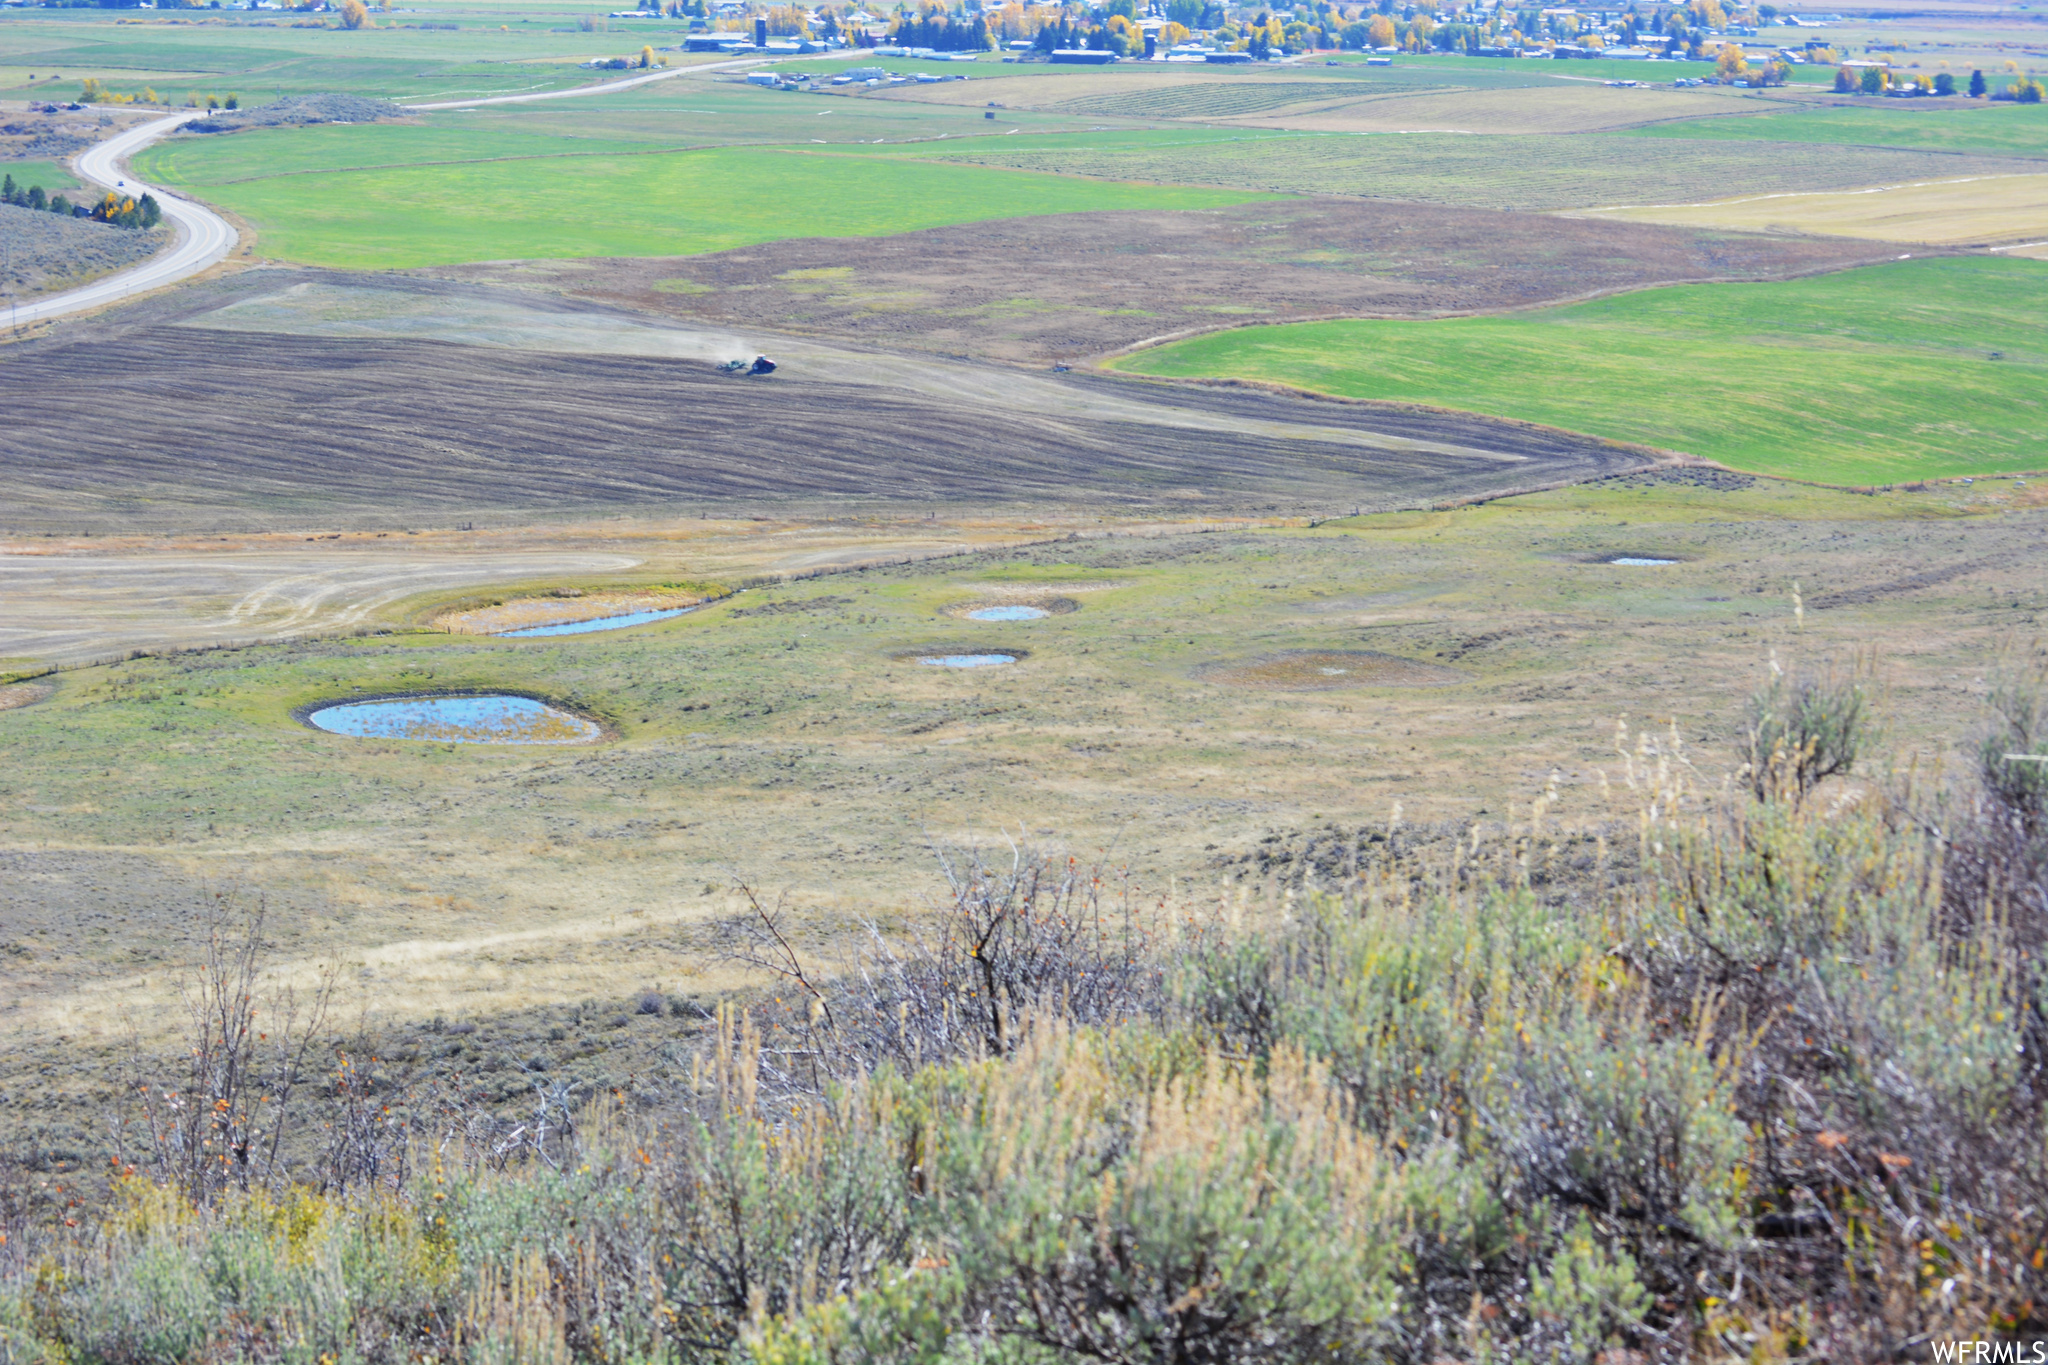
[764,4,810,36]
[1715,41,1746,77]
[1367,13,1394,45]
[338,0,371,29]
[1159,20,1189,46]
[640,43,655,66]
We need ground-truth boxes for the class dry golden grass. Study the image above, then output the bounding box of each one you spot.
[1221,86,1750,135]
[0,682,53,711]
[1578,171,2048,247]
[6,476,2044,1063]
[436,587,712,635]
[1194,649,1471,690]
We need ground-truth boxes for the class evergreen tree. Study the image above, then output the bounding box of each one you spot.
[1970,68,1987,96]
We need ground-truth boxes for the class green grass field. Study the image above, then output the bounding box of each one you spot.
[890,127,2048,212]
[134,123,676,184]
[0,13,693,103]
[1621,101,2048,159]
[1114,256,2048,485]
[137,136,1266,268]
[0,158,80,193]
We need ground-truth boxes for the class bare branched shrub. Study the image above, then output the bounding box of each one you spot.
[833,843,1160,1071]
[724,843,1163,1096]
[120,895,336,1204]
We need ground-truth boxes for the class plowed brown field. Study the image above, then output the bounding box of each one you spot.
[444,198,1903,365]
[0,271,1657,535]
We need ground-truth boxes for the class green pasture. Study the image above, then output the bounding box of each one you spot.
[138,136,1267,268]
[1114,256,2048,485]
[130,78,1120,170]
[0,13,683,103]
[1,159,81,193]
[134,122,676,184]
[888,125,2047,211]
[1622,101,2048,159]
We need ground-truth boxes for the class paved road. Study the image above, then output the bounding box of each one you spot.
[404,54,768,111]
[7,110,238,330]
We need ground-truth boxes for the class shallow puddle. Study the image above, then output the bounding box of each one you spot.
[919,654,1018,669]
[305,694,602,744]
[1608,557,1677,567]
[966,605,1049,622]
[497,606,696,638]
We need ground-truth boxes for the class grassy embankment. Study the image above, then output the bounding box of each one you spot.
[1114,256,2048,485]
[0,157,79,192]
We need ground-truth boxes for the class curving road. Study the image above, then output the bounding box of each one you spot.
[404,54,768,111]
[8,110,238,329]
[7,55,774,330]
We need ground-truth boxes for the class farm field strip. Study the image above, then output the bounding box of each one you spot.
[483,194,1892,367]
[1620,102,2048,159]
[880,128,2048,212]
[1112,256,2048,486]
[1578,170,2048,246]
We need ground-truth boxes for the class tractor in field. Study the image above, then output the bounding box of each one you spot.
[718,356,778,375]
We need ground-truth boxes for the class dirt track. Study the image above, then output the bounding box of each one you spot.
[0,549,639,666]
[0,272,1655,535]
[435,198,1903,365]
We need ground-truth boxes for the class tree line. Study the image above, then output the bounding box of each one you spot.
[2,175,161,228]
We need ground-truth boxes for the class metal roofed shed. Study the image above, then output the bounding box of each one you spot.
[1051,48,1117,63]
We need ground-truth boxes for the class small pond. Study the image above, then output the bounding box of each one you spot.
[1608,557,1678,567]
[919,653,1018,669]
[966,605,1049,622]
[497,606,696,638]
[305,694,603,744]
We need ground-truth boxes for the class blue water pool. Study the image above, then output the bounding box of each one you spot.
[497,606,696,638]
[306,694,602,744]
[919,654,1018,669]
[966,605,1048,621]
